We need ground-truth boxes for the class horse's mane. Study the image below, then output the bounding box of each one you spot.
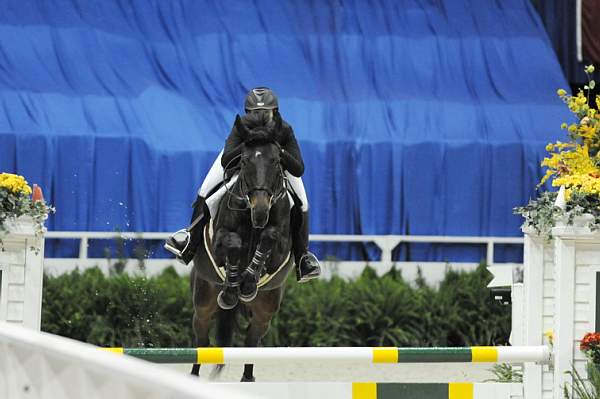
[241,110,277,130]
[239,111,282,147]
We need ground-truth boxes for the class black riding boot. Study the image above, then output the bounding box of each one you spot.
[292,210,321,282]
[164,196,207,265]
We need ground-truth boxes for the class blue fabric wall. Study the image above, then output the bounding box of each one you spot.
[0,0,572,261]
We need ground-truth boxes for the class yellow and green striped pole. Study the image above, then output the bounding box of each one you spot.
[101,346,550,365]
[352,382,474,399]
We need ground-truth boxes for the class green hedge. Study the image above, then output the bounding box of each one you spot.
[42,264,510,348]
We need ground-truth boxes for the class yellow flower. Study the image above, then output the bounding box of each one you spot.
[579,124,597,140]
[557,89,567,97]
[561,123,568,129]
[568,124,577,133]
[586,64,596,74]
[0,173,32,195]
[565,188,572,201]
[544,329,554,346]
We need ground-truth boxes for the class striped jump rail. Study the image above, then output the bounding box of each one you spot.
[101,346,550,365]
[239,382,523,399]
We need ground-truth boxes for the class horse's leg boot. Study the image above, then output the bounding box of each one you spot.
[239,248,271,302]
[293,210,321,282]
[217,257,240,310]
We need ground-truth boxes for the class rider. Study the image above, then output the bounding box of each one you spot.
[164,87,321,282]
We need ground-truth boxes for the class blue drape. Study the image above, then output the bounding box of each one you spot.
[0,0,572,261]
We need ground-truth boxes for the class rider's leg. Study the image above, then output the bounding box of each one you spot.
[164,151,225,264]
[286,174,321,282]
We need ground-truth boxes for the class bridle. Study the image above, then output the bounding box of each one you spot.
[223,147,288,212]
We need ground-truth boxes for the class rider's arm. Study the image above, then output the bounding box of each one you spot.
[280,126,305,177]
[221,126,245,169]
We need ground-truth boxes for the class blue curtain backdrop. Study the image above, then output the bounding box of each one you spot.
[0,0,572,262]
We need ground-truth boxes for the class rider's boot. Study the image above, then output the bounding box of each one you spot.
[292,210,321,283]
[164,196,207,265]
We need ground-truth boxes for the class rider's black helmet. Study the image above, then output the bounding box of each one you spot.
[244,87,279,111]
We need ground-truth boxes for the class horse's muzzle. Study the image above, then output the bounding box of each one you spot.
[249,190,272,229]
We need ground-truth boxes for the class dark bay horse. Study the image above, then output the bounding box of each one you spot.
[190,118,295,382]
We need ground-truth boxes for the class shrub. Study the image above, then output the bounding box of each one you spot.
[42,264,510,348]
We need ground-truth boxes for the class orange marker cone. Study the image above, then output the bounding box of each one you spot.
[32,184,44,202]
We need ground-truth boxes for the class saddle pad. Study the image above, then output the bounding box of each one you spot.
[203,218,291,288]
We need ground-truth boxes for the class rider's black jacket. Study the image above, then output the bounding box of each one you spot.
[221,115,304,177]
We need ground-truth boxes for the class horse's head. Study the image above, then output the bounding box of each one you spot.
[234,116,285,229]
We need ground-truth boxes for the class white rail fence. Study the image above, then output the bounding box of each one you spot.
[42,232,524,283]
[45,231,524,266]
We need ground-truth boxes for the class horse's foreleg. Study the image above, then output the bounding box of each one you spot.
[240,226,278,302]
[215,231,242,310]
[190,276,218,376]
[242,289,282,382]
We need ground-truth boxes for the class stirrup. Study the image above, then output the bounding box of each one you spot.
[297,253,321,283]
[163,229,191,257]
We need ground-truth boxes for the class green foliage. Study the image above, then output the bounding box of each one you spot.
[42,267,194,347]
[514,191,561,239]
[565,191,600,229]
[42,264,511,348]
[515,190,600,241]
[485,364,523,383]
[564,362,600,399]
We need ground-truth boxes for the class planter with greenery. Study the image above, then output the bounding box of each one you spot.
[0,172,54,248]
[515,65,600,238]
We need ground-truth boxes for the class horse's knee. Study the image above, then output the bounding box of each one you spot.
[215,231,242,260]
[260,226,279,247]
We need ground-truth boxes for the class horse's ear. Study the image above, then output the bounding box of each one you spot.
[234,114,249,138]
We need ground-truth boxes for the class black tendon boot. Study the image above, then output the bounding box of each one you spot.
[293,210,321,282]
[164,196,207,265]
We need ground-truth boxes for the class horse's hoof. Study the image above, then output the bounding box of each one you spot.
[217,290,238,310]
[241,375,256,382]
[239,288,258,302]
[239,283,258,303]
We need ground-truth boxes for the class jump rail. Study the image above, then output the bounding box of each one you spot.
[45,231,524,265]
[102,346,551,365]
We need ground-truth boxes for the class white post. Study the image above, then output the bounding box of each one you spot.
[521,231,547,398]
[553,237,576,399]
[373,237,400,264]
[550,220,600,399]
[0,216,45,330]
[511,282,524,346]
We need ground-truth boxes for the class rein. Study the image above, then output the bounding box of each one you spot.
[222,151,288,212]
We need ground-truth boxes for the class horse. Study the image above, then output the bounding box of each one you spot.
[189,116,296,382]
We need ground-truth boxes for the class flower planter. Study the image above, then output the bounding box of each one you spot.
[0,216,45,330]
